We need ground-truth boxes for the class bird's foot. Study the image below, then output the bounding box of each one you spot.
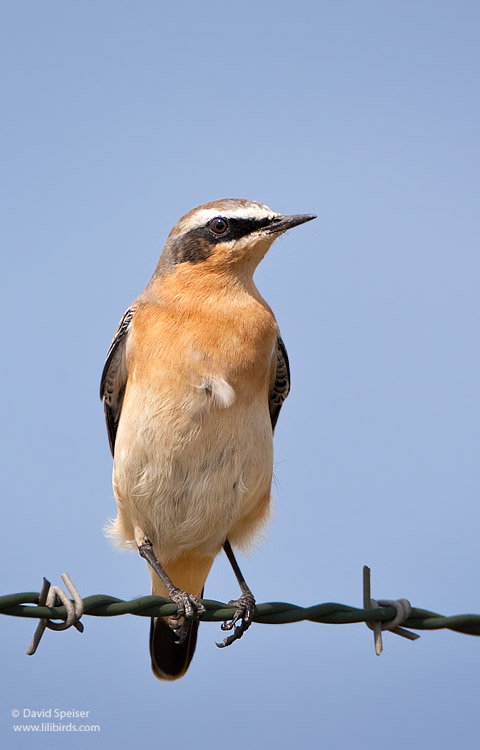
[216,590,256,648]
[167,587,206,645]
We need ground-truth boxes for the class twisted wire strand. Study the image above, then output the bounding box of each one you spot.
[1,592,480,636]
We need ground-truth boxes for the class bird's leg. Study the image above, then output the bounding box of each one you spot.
[216,539,256,648]
[138,538,206,645]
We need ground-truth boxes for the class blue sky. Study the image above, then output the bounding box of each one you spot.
[1,1,479,747]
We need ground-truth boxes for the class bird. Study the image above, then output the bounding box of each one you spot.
[100,198,316,680]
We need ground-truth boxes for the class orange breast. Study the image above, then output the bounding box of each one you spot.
[127,264,278,400]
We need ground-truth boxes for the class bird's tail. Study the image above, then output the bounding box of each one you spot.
[148,553,214,681]
[149,612,200,681]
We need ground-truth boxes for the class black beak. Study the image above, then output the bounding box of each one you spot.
[268,213,317,234]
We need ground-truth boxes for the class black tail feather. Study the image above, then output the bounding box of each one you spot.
[149,617,199,681]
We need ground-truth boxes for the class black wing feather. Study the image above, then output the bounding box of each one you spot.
[100,306,136,455]
[268,336,290,431]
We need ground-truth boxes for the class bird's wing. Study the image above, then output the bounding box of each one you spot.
[268,335,291,432]
[100,306,136,455]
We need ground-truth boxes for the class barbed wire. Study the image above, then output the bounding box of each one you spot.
[1,568,480,653]
[3,594,479,633]
[3,594,480,631]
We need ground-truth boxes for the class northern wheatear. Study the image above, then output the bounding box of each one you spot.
[100,199,315,680]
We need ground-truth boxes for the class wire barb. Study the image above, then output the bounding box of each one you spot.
[363,565,420,655]
[26,574,84,656]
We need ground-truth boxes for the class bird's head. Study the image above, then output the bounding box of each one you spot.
[157,199,316,277]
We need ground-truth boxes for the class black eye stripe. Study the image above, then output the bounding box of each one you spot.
[211,216,272,241]
[169,216,274,265]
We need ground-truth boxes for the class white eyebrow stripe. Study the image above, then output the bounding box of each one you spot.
[181,204,278,232]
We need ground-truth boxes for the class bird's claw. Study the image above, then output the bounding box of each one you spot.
[167,588,206,645]
[216,591,255,648]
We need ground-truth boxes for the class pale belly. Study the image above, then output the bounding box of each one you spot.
[110,382,274,561]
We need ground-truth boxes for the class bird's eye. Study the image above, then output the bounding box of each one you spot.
[209,217,229,235]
